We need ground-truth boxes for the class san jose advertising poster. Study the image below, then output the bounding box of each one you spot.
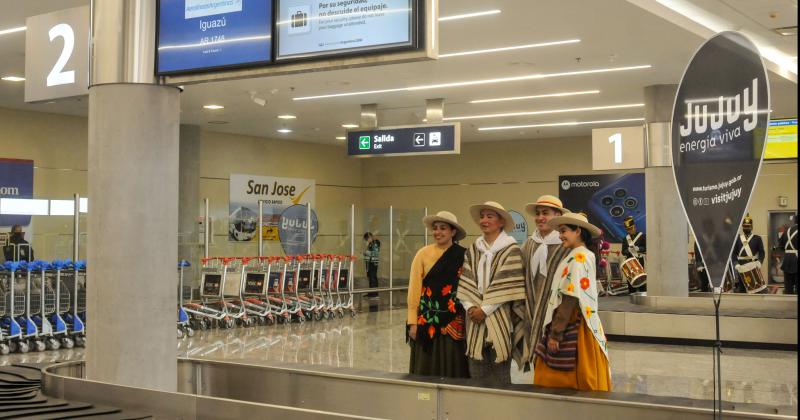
[558,173,646,243]
[229,174,315,242]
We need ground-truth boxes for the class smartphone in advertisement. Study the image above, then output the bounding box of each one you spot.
[588,174,646,242]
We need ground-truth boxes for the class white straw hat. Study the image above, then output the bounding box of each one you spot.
[547,212,602,238]
[525,194,569,215]
[422,211,467,241]
[469,201,514,233]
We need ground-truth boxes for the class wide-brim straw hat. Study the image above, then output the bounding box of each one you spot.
[525,194,569,215]
[422,211,467,242]
[548,212,602,238]
[469,201,514,233]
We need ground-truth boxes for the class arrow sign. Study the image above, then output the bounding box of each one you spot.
[671,32,770,290]
[358,136,371,150]
[413,133,425,147]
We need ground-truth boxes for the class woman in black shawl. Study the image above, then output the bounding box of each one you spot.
[406,211,470,378]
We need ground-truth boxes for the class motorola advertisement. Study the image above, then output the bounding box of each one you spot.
[157,0,273,74]
[671,32,769,289]
[559,173,646,243]
[276,0,414,60]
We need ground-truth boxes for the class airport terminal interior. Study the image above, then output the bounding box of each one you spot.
[0,0,797,419]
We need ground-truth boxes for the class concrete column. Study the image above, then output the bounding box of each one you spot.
[644,85,689,297]
[179,125,201,285]
[86,0,180,392]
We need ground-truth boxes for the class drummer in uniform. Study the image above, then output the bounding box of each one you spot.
[621,216,646,293]
[730,214,765,293]
[777,212,798,295]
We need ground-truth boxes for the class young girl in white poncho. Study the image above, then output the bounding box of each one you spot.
[533,212,611,391]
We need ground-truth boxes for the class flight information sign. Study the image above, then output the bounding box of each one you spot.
[347,124,460,157]
[157,0,273,74]
[276,0,415,60]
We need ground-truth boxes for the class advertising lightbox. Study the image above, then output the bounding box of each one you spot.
[276,0,416,60]
[157,0,273,74]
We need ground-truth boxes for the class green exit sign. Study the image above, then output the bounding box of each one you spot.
[359,136,371,150]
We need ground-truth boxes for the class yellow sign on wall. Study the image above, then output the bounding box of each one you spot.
[765,119,798,160]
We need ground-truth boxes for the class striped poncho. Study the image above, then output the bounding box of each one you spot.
[457,241,527,363]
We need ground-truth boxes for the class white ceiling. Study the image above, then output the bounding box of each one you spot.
[0,0,796,145]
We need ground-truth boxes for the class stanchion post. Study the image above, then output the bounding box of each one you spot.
[306,203,312,255]
[73,193,80,262]
[203,198,210,259]
[423,207,428,246]
[389,205,393,308]
[258,200,264,257]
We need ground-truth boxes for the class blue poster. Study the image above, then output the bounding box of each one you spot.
[559,173,646,243]
[157,0,273,74]
[0,159,34,227]
[278,204,319,256]
[508,210,528,245]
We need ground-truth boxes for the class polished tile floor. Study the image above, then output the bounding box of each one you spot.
[1,308,796,409]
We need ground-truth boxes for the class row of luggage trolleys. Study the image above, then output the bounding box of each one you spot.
[0,260,86,354]
[178,254,357,338]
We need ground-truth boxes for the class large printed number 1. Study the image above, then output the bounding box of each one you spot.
[46,23,75,87]
[608,132,622,164]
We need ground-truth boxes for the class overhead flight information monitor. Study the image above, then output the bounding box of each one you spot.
[276,0,416,60]
[347,123,460,157]
[765,118,798,160]
[157,0,273,74]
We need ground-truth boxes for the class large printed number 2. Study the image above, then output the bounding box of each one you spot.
[46,23,75,87]
[608,132,622,164]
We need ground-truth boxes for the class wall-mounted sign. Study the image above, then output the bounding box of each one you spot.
[347,123,460,157]
[276,0,416,61]
[24,6,90,103]
[157,0,273,75]
[559,173,646,243]
[671,31,769,290]
[592,125,646,170]
[229,174,315,242]
[0,159,34,228]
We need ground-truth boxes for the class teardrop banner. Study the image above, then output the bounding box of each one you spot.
[671,31,770,290]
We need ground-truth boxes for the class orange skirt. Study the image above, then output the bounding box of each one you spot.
[533,309,612,391]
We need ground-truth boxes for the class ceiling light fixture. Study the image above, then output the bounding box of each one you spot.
[439,39,580,58]
[1,76,25,82]
[278,114,297,119]
[0,26,26,36]
[203,104,224,110]
[293,65,652,101]
[342,123,359,128]
[438,10,501,21]
[336,136,346,140]
[445,103,645,121]
[277,128,292,133]
[470,89,600,104]
[479,117,646,131]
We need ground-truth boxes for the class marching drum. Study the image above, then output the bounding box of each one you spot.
[722,268,735,293]
[736,262,767,294]
[621,258,647,288]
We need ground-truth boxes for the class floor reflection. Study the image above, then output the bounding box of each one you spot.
[0,308,795,409]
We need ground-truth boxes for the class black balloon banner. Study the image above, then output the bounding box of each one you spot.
[671,31,770,290]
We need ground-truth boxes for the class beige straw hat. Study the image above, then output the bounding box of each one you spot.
[469,201,514,233]
[422,211,467,241]
[524,194,569,215]
[547,212,602,238]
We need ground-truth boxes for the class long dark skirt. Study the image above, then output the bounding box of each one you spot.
[409,335,470,378]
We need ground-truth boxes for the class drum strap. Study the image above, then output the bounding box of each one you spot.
[786,227,797,253]
[626,233,643,258]
[738,234,755,260]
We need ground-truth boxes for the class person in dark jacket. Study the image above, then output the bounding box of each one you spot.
[3,225,34,262]
[363,232,381,298]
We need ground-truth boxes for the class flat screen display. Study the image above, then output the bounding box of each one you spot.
[765,118,798,160]
[276,0,415,60]
[157,0,273,74]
